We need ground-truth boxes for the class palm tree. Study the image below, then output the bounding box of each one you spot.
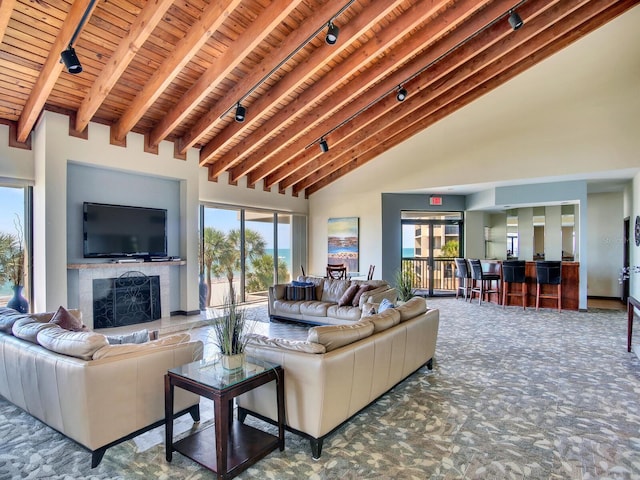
[202,228,233,307]
[247,254,289,292]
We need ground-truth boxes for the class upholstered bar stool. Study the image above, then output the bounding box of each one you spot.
[469,259,501,305]
[502,260,527,309]
[535,261,562,311]
[454,258,472,300]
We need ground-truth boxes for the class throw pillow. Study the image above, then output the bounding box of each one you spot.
[105,329,150,345]
[338,284,359,307]
[378,298,395,313]
[49,306,88,332]
[351,284,371,307]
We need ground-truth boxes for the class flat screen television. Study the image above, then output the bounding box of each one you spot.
[83,202,168,258]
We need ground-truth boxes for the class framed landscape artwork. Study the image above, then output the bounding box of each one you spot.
[327,217,359,273]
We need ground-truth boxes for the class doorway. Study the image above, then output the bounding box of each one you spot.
[401,211,463,297]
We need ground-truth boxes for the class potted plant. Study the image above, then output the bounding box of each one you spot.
[0,217,27,313]
[211,285,253,371]
[395,267,415,303]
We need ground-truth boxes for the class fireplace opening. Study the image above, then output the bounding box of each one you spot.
[93,271,161,329]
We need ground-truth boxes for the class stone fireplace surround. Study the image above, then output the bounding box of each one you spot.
[67,262,183,330]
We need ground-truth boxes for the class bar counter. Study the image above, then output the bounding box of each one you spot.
[479,260,579,310]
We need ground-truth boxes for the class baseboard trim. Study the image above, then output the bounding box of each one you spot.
[170,310,201,316]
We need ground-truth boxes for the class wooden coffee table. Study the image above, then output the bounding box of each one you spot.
[165,356,284,480]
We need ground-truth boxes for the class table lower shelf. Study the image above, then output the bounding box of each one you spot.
[172,420,279,477]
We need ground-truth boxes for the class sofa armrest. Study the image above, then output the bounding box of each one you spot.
[268,285,287,317]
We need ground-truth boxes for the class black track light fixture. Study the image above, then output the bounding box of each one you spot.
[508,10,523,30]
[325,21,339,45]
[61,46,83,74]
[235,103,246,123]
[319,138,329,153]
[396,86,408,102]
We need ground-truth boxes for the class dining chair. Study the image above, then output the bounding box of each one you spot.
[367,264,375,281]
[300,265,306,277]
[501,260,527,309]
[326,264,347,279]
[469,259,501,305]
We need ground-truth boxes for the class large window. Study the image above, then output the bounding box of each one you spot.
[201,205,299,308]
[0,185,31,309]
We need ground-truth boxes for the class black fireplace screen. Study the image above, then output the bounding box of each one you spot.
[93,271,161,329]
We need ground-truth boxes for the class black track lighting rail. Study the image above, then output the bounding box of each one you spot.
[60,0,98,74]
[222,0,356,122]
[311,1,527,152]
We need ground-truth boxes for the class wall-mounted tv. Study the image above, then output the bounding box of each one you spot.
[83,202,168,258]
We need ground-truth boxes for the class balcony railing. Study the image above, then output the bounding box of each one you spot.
[401,257,457,293]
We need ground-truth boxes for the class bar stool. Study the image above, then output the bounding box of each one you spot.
[502,260,527,309]
[469,259,501,305]
[454,258,472,300]
[535,261,562,311]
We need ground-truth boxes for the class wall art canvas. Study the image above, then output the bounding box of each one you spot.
[327,217,359,273]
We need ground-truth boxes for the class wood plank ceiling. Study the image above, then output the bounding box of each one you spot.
[0,0,636,197]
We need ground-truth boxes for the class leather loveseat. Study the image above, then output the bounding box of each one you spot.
[268,275,398,325]
[238,296,439,458]
[0,306,203,467]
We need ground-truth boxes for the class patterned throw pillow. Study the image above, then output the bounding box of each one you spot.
[285,285,316,301]
[378,298,395,313]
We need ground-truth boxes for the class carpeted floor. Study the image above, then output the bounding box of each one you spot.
[2,298,640,479]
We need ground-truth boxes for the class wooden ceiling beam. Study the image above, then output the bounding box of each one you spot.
[225,0,455,184]
[148,0,304,150]
[302,0,629,196]
[0,0,17,44]
[283,0,565,192]
[16,0,97,143]
[178,1,336,159]
[200,0,406,174]
[110,0,243,145]
[257,0,516,189]
[75,0,174,133]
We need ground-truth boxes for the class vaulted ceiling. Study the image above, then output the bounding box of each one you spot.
[0,0,636,197]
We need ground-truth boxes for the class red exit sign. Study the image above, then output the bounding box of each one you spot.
[429,196,443,206]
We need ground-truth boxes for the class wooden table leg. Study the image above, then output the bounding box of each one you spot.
[164,375,173,462]
[215,396,229,477]
[277,371,285,451]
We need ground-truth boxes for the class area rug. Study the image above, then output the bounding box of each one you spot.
[2,298,640,479]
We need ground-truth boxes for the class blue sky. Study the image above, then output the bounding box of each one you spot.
[0,187,24,235]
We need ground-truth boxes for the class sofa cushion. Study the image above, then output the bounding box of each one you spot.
[93,333,192,359]
[12,318,59,344]
[297,276,325,300]
[326,304,363,321]
[338,284,359,307]
[273,300,302,315]
[246,333,326,354]
[321,278,350,303]
[307,321,374,352]
[300,301,332,317]
[396,297,428,322]
[367,308,401,333]
[0,307,30,334]
[37,327,109,360]
[49,306,88,332]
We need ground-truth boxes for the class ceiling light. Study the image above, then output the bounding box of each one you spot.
[60,47,83,74]
[325,22,339,45]
[508,10,523,30]
[235,103,246,123]
[396,86,408,102]
[319,138,329,153]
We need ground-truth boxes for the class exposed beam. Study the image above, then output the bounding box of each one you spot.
[179,0,335,157]
[148,0,304,150]
[110,0,243,144]
[200,0,406,172]
[75,0,174,133]
[303,0,630,196]
[16,0,97,143]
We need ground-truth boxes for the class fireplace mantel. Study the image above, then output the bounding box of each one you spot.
[67,261,186,329]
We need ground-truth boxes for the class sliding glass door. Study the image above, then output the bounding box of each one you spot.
[0,185,31,310]
[201,205,298,308]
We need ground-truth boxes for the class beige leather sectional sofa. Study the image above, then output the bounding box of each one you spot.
[0,306,203,467]
[238,296,439,458]
[268,276,398,325]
